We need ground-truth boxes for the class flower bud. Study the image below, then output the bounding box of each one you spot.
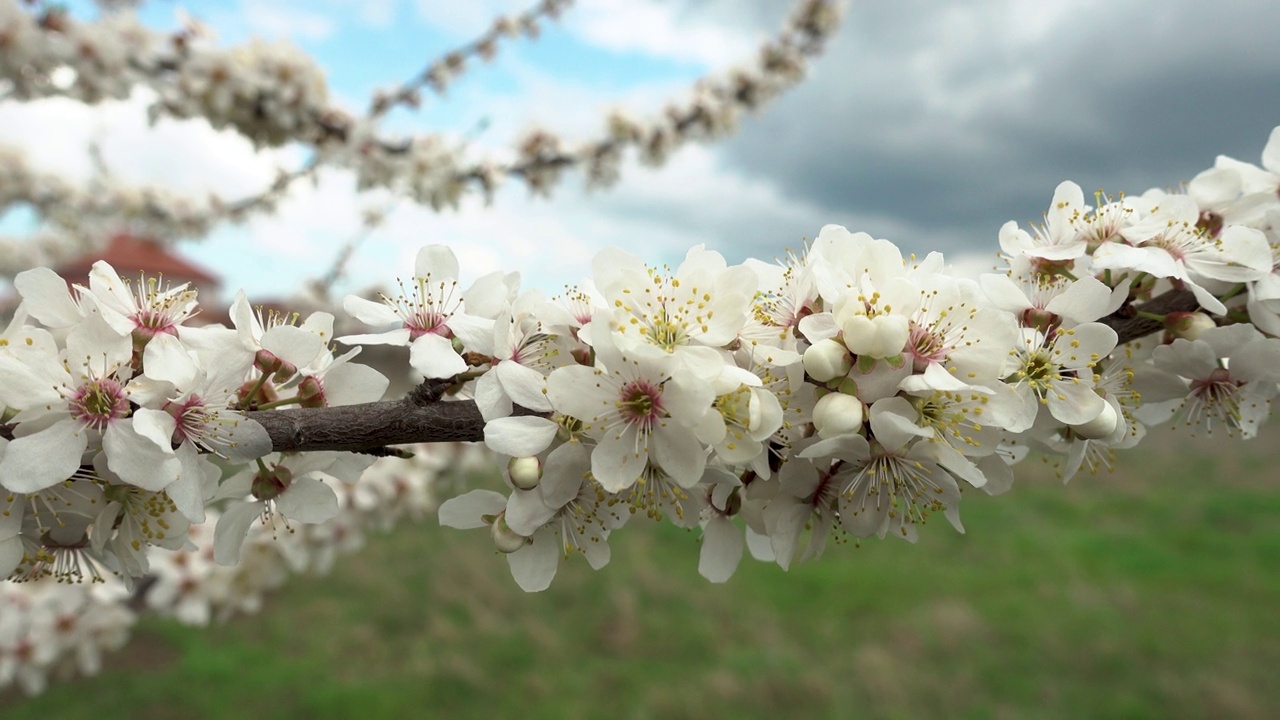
[842,314,909,359]
[1069,400,1120,440]
[1164,311,1215,342]
[803,338,853,382]
[812,391,865,439]
[491,512,528,554]
[508,456,542,490]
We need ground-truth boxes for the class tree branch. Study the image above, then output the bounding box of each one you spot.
[247,396,486,453]
[245,289,1201,455]
[1101,288,1199,345]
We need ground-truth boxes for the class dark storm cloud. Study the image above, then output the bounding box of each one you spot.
[669,0,1280,263]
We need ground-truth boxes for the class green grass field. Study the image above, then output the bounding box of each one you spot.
[4,428,1280,719]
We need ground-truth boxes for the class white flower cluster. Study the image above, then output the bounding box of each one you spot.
[0,0,840,269]
[425,125,1280,590]
[1,122,1277,688]
[1,442,467,695]
[0,261,391,584]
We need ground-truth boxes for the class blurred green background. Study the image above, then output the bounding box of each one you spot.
[3,427,1279,720]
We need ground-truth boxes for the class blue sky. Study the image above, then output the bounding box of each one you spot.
[4,1,1280,305]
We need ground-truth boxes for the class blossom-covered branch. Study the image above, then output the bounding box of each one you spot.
[366,0,575,118]
[2,124,1277,603]
[0,0,842,268]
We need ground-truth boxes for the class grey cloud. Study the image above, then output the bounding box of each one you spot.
[679,0,1280,263]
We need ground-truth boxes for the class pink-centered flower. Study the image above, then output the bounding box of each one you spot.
[0,316,180,494]
[339,245,501,379]
[547,328,713,492]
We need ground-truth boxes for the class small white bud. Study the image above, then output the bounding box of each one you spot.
[1069,400,1120,440]
[803,338,853,381]
[508,456,542,490]
[812,391,865,439]
[842,314,909,359]
[1166,311,1216,341]
[491,512,528,554]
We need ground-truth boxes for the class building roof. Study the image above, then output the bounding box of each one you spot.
[54,233,221,287]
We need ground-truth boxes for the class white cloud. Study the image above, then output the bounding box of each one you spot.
[566,0,758,67]
[0,90,283,194]
[242,4,337,41]
[412,1,508,38]
[413,0,760,67]
[324,0,398,28]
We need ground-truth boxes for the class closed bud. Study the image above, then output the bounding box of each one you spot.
[491,512,528,553]
[508,456,542,490]
[1164,311,1215,342]
[1069,400,1120,440]
[803,338,852,381]
[842,314,909,359]
[812,391,865,439]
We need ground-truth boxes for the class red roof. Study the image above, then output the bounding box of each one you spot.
[55,233,221,287]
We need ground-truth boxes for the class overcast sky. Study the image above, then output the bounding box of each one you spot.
[3,0,1279,301]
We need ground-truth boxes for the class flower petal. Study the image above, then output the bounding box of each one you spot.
[409,333,467,379]
[507,529,559,592]
[438,489,507,529]
[484,416,558,457]
[275,477,339,523]
[0,419,86,493]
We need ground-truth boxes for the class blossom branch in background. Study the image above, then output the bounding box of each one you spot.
[0,0,841,273]
[366,0,575,118]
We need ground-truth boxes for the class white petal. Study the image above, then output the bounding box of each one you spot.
[699,515,744,583]
[343,295,403,327]
[764,500,810,571]
[0,419,86,493]
[507,529,560,592]
[745,526,775,562]
[1152,338,1217,379]
[504,488,556,536]
[317,362,390,406]
[475,371,513,421]
[261,325,325,367]
[415,244,459,280]
[448,313,496,350]
[104,422,180,492]
[547,365,611,421]
[461,271,514,319]
[213,500,262,565]
[651,426,707,488]
[275,476,340,523]
[796,312,839,343]
[1045,380,1106,425]
[14,267,83,327]
[132,407,178,450]
[496,360,552,412]
[0,536,24,578]
[484,416,558,457]
[166,472,205,524]
[224,416,273,461]
[141,333,198,389]
[336,328,413,347]
[409,333,467,379]
[592,433,646,492]
[978,273,1031,314]
[540,442,590,508]
[1261,126,1280,175]
[1045,275,1114,323]
[438,489,507,529]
